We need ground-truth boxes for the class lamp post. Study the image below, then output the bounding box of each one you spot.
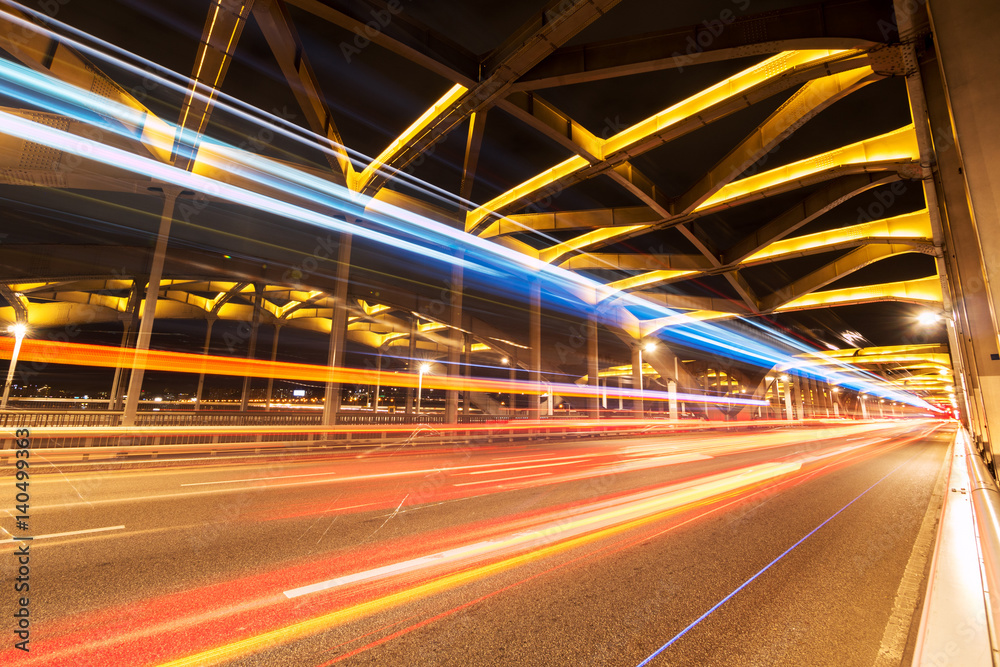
[416,362,430,415]
[2,323,28,410]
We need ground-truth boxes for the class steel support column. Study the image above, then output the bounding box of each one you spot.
[587,313,599,418]
[194,316,216,411]
[123,189,178,427]
[795,377,805,421]
[240,283,263,412]
[405,317,417,416]
[445,258,464,425]
[264,324,281,411]
[631,345,644,418]
[110,279,143,412]
[529,280,542,421]
[322,234,352,426]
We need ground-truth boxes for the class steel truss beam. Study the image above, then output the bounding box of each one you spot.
[515,0,894,90]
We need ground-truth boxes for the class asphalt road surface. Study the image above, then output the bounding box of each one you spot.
[0,420,953,666]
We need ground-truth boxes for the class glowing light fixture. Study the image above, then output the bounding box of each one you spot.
[416,362,431,414]
[1,322,29,410]
[917,311,941,326]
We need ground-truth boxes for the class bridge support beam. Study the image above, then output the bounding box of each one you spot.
[322,234,352,427]
[530,281,542,421]
[240,283,263,412]
[445,260,463,425]
[123,189,178,427]
[265,324,282,412]
[587,313,599,418]
[194,316,216,411]
[631,345,644,419]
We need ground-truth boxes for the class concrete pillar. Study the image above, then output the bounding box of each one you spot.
[508,356,516,417]
[445,259,464,424]
[587,313,599,418]
[123,189,179,427]
[631,345,644,418]
[240,283,264,412]
[529,280,542,420]
[322,233,352,426]
[264,324,281,411]
[668,380,678,420]
[194,316,216,411]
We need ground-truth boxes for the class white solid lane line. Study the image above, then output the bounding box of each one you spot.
[0,525,125,544]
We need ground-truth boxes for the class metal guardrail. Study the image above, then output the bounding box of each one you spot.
[964,434,1000,662]
[0,411,522,428]
[914,427,1000,666]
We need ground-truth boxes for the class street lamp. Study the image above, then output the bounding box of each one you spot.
[2,322,28,410]
[416,362,431,414]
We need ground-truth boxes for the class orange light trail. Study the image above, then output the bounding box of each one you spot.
[0,337,764,407]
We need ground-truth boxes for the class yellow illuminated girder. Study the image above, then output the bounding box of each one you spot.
[605,270,697,292]
[27,290,128,313]
[775,275,940,312]
[354,84,468,193]
[744,209,932,264]
[0,7,179,164]
[792,353,951,368]
[175,0,254,165]
[6,282,62,293]
[812,343,948,359]
[534,125,917,270]
[466,50,856,232]
[467,155,590,232]
[602,50,850,156]
[539,225,646,264]
[672,65,879,216]
[480,206,658,240]
[560,252,708,271]
[697,125,918,212]
[357,300,393,317]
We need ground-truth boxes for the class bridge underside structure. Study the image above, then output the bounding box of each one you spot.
[0,0,994,441]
